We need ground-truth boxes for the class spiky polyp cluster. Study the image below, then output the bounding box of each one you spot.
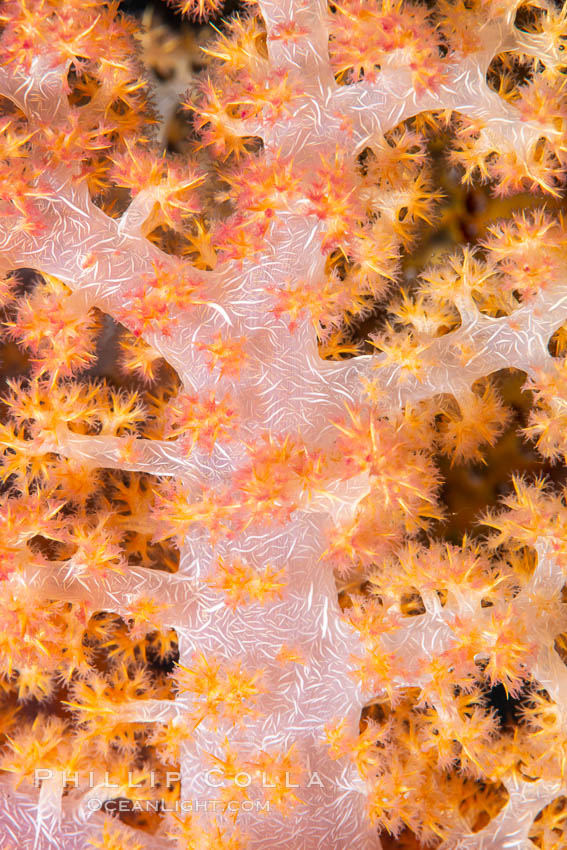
[1,0,567,849]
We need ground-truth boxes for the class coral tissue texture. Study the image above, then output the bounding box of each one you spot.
[0,0,567,848]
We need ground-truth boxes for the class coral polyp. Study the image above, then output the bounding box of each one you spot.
[0,1,567,848]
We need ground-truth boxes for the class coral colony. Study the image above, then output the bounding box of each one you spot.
[1,0,567,847]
